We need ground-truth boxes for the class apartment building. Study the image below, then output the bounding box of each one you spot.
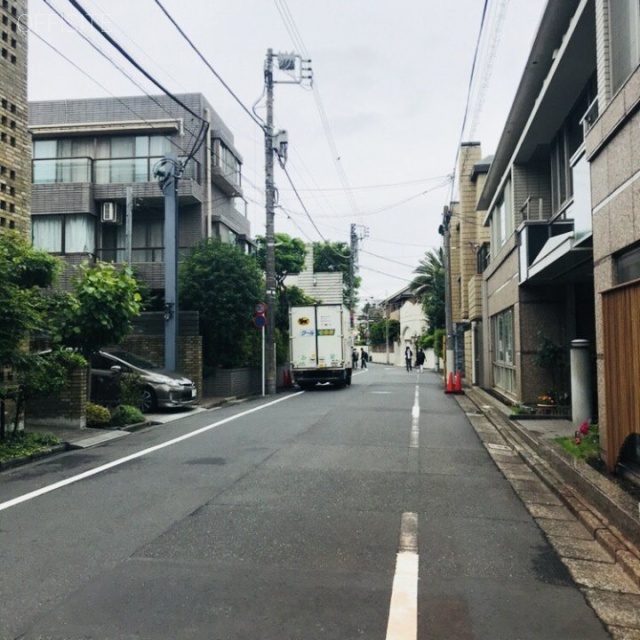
[0,0,28,237]
[586,0,640,470]
[448,143,490,385]
[478,0,640,471]
[29,93,251,294]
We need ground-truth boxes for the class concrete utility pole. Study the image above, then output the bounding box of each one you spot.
[440,205,455,379]
[125,186,133,265]
[263,49,312,395]
[155,153,182,372]
[264,49,277,396]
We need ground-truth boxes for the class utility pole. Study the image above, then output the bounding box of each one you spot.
[264,49,277,396]
[440,205,454,380]
[125,186,133,265]
[155,153,182,372]
[263,49,312,395]
[349,223,357,328]
[348,223,369,328]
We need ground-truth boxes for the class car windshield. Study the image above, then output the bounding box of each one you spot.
[106,351,161,370]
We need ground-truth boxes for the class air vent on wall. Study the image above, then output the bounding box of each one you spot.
[101,201,117,223]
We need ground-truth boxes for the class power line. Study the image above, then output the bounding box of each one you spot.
[360,250,417,270]
[63,0,209,161]
[39,0,201,155]
[28,25,193,158]
[447,0,490,204]
[272,0,360,217]
[277,174,453,193]
[152,0,265,130]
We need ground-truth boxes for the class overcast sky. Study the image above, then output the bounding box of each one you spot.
[26,0,547,303]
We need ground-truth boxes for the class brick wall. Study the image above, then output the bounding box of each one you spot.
[26,367,88,430]
[119,335,203,398]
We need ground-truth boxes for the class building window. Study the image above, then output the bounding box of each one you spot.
[610,0,640,94]
[212,139,241,186]
[491,308,516,396]
[132,218,164,262]
[616,244,640,283]
[32,214,95,254]
[550,77,597,216]
[490,179,513,251]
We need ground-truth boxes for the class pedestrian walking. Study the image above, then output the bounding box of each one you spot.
[405,346,413,371]
[360,348,368,369]
[416,347,426,373]
[352,348,359,368]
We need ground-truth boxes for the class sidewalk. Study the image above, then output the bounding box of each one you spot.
[0,395,239,470]
[462,384,640,581]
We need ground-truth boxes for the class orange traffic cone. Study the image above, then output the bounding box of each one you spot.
[445,372,454,393]
[454,370,463,394]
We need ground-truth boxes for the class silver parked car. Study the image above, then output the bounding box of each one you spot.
[90,350,197,412]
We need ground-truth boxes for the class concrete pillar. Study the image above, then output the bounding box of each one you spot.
[571,339,593,428]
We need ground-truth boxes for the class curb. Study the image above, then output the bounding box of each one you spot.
[463,387,640,588]
[0,443,69,471]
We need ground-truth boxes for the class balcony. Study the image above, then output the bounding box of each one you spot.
[518,219,592,285]
[33,156,201,186]
[33,157,92,184]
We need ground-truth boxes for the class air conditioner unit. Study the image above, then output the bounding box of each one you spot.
[101,201,117,223]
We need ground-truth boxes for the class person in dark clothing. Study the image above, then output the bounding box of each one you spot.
[416,347,426,373]
[405,346,413,371]
[360,348,368,369]
[352,349,359,368]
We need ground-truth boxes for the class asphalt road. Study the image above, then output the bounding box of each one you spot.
[0,365,610,639]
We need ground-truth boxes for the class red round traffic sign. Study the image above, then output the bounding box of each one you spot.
[255,302,267,315]
[253,315,267,328]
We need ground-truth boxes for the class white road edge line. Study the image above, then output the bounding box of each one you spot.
[410,385,419,448]
[0,392,304,513]
[386,512,419,640]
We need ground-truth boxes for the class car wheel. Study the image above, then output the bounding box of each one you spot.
[140,386,157,413]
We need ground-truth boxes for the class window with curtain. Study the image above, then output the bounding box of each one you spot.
[132,219,164,262]
[32,214,94,254]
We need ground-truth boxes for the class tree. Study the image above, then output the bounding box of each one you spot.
[255,233,307,290]
[0,232,84,437]
[56,262,143,359]
[368,319,400,346]
[312,240,358,307]
[180,240,265,369]
[0,232,61,363]
[409,247,445,332]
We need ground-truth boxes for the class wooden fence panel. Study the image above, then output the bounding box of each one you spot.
[602,280,640,470]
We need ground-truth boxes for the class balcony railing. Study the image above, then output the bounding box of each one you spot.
[32,157,92,184]
[95,246,193,264]
[33,156,201,185]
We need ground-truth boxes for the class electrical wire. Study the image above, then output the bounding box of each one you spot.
[63,0,209,162]
[39,1,200,153]
[28,26,193,158]
[272,0,360,216]
[153,0,266,131]
[447,0,490,205]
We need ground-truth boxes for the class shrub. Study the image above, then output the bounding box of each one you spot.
[110,404,145,428]
[86,402,111,428]
[119,372,144,407]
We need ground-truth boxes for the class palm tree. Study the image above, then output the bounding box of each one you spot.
[409,247,445,331]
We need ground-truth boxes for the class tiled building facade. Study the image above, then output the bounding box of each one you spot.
[29,93,251,294]
[0,0,28,237]
[474,0,640,470]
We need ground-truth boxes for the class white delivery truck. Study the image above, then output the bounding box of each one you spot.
[289,304,353,389]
